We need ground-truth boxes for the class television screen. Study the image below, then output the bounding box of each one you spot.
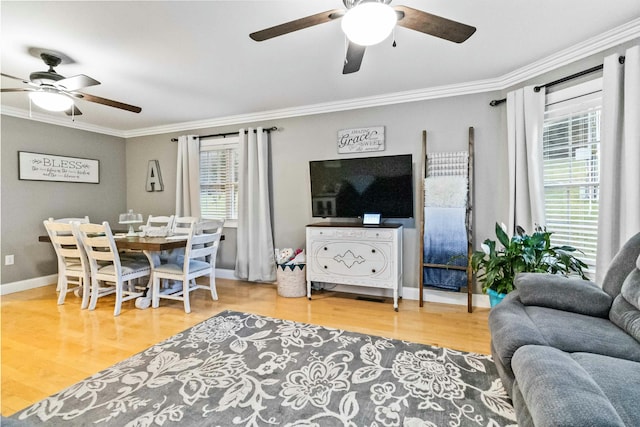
[309,154,413,218]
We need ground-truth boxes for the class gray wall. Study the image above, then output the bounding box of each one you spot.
[1,115,127,284]
[126,90,507,290]
[5,38,635,289]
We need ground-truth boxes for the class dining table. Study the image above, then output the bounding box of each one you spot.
[39,231,223,309]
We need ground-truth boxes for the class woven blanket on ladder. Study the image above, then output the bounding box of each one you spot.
[423,151,469,291]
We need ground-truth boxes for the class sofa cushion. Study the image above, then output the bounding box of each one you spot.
[511,345,627,427]
[621,265,640,310]
[489,293,640,371]
[609,260,640,342]
[524,305,640,360]
[571,351,640,427]
[610,294,640,343]
[516,273,611,318]
[601,232,640,298]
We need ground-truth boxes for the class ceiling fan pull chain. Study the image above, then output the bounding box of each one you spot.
[392,27,397,47]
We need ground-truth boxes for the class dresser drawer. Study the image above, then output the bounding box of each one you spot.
[308,228,336,238]
[364,229,394,240]
[335,228,365,239]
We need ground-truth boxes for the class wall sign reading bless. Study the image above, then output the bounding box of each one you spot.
[18,151,100,183]
[337,126,385,153]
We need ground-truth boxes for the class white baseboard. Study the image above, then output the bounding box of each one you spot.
[404,286,491,308]
[1,269,237,296]
[2,270,491,308]
[215,268,239,280]
[318,283,490,308]
[186,270,493,308]
[1,274,57,295]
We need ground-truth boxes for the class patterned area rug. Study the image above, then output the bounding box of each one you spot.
[10,310,516,426]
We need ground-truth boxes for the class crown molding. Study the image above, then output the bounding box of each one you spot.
[497,16,640,89]
[0,106,126,138]
[122,76,503,138]
[3,18,638,139]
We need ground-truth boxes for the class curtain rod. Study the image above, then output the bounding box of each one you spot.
[171,126,278,142]
[489,55,626,107]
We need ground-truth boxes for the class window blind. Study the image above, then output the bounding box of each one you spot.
[543,81,602,276]
[200,139,239,220]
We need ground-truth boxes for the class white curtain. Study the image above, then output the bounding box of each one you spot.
[596,45,640,282]
[175,135,201,217]
[235,127,276,282]
[506,85,546,234]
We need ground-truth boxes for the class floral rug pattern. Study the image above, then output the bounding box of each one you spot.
[12,311,516,426]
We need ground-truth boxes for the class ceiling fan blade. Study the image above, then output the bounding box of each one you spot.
[64,104,83,116]
[72,92,141,113]
[394,6,476,43]
[1,72,30,85]
[343,42,366,74]
[56,74,101,91]
[1,88,35,93]
[250,9,344,41]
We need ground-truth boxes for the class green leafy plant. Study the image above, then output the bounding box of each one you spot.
[471,222,588,295]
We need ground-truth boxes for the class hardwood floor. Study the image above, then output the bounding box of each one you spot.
[1,279,492,416]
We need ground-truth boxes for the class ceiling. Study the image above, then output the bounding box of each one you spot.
[2,1,639,137]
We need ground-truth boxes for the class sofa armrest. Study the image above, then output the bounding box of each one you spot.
[516,273,612,318]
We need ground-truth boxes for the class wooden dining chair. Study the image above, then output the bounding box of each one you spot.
[50,216,90,224]
[152,226,221,313]
[142,215,175,235]
[43,219,91,308]
[48,216,90,292]
[196,218,225,235]
[172,216,198,235]
[75,222,151,316]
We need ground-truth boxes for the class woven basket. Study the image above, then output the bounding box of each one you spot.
[276,264,306,298]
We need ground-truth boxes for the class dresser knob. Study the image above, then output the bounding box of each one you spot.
[371,249,376,253]
[372,269,376,273]
[324,247,328,251]
[324,265,328,269]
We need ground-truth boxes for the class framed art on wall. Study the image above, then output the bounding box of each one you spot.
[337,126,385,153]
[18,151,100,184]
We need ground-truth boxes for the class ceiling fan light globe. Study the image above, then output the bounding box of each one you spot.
[29,90,74,112]
[341,2,397,46]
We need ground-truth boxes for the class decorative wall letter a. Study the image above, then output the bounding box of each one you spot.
[146,160,164,192]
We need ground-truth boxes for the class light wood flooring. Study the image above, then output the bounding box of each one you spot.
[1,279,492,416]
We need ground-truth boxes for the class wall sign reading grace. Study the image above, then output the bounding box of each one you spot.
[337,126,385,153]
[18,151,99,184]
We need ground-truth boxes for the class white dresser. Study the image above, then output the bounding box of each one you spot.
[305,222,403,311]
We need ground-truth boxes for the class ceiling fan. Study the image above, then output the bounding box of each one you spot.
[1,51,141,116]
[250,0,476,74]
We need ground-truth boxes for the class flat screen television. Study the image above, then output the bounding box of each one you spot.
[309,154,413,218]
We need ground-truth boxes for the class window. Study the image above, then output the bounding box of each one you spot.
[543,78,602,275]
[200,136,239,224]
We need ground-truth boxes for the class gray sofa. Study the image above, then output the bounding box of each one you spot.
[489,232,640,427]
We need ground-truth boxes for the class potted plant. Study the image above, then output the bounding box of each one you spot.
[471,222,588,307]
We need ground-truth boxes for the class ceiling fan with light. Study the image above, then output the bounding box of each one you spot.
[1,50,141,116]
[250,0,476,74]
